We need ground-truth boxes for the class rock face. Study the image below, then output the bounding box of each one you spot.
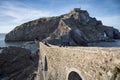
[5,17,61,42]
[5,8,120,46]
[0,46,38,80]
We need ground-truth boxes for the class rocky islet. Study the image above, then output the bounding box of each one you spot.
[5,8,120,46]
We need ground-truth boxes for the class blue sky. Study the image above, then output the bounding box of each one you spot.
[0,0,120,33]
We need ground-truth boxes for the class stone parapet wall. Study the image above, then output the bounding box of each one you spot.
[37,42,120,80]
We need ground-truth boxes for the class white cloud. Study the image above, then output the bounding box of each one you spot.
[0,1,54,22]
[0,1,120,33]
[0,25,14,33]
[96,15,120,30]
[0,1,55,33]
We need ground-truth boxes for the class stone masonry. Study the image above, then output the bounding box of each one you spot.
[36,42,120,80]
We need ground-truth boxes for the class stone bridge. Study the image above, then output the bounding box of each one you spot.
[36,42,120,80]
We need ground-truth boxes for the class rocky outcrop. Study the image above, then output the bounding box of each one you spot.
[5,17,61,42]
[0,46,38,80]
[5,8,120,46]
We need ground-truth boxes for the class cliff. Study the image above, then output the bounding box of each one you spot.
[5,8,120,46]
[0,46,39,80]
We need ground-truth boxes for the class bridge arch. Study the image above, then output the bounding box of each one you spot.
[68,71,82,80]
[66,68,84,80]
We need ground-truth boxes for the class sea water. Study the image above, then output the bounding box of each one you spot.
[0,33,39,53]
[88,40,120,47]
[1,33,120,48]
[0,33,26,47]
